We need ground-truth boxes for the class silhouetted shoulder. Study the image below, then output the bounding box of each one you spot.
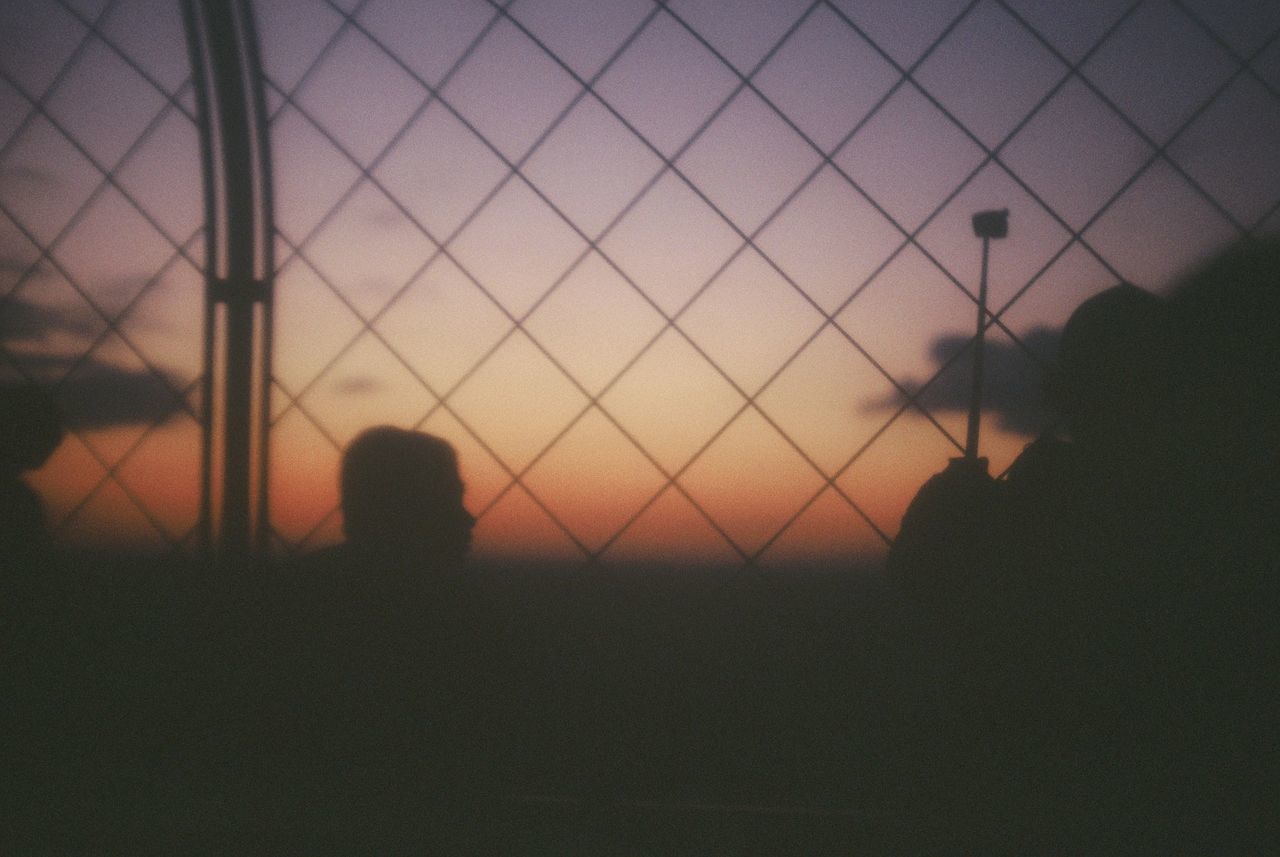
[1003,434,1079,490]
[887,456,1005,608]
[1,384,65,569]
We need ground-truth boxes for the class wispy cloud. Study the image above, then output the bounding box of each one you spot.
[0,164,59,188]
[862,326,1060,436]
[1,289,101,342]
[12,357,188,429]
[331,375,383,396]
[2,291,187,429]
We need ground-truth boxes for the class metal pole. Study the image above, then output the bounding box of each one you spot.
[965,236,990,460]
[183,0,274,567]
[965,208,1008,463]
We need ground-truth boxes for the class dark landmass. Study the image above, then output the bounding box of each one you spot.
[4,547,1270,854]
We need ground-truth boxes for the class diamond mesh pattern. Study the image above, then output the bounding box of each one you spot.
[1,0,204,553]
[256,0,1280,565]
[3,0,1278,564]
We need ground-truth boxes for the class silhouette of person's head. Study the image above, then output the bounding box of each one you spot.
[340,426,475,562]
[1044,283,1174,458]
[1167,237,1280,490]
[1,383,64,478]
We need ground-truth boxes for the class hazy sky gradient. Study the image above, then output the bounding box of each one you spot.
[3,0,1278,563]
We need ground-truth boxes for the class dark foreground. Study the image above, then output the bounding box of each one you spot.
[2,552,1272,854]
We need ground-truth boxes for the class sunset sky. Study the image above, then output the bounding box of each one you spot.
[3,0,1279,565]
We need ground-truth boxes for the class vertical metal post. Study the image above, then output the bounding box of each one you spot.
[965,236,990,461]
[966,209,1008,462]
[183,0,274,567]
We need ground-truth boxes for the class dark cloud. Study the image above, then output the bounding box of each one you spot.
[2,292,187,430]
[862,326,1061,437]
[99,274,153,301]
[0,164,58,188]
[3,355,188,430]
[366,206,406,229]
[331,375,383,396]
[1,290,101,342]
[1,255,54,286]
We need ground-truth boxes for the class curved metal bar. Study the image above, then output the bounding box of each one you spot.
[182,0,274,566]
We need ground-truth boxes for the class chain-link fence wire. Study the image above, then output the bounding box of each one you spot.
[1,0,204,553]
[253,0,1280,568]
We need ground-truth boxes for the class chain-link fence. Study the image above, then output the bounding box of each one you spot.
[3,0,1279,565]
[1,0,203,553]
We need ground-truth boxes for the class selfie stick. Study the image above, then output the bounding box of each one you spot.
[965,209,1009,461]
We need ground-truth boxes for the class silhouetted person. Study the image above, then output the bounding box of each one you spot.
[1165,237,1280,565]
[1,383,64,569]
[1152,237,1280,852]
[263,426,512,851]
[338,425,476,569]
[885,282,1190,850]
[888,282,1177,617]
[886,240,1280,850]
[1021,283,1183,604]
[294,425,480,632]
[295,422,481,690]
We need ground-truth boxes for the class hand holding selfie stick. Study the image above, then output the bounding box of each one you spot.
[964,209,1009,464]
